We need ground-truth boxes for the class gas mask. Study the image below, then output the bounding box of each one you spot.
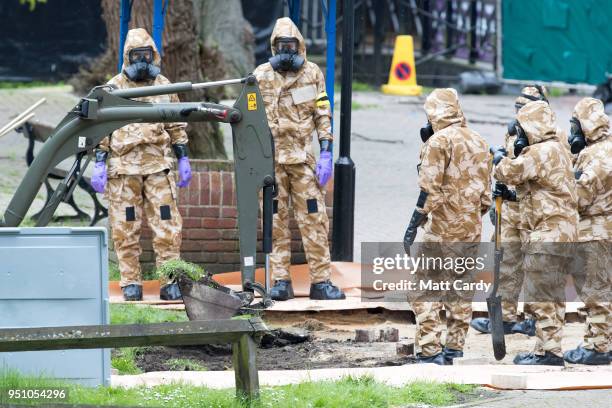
[513,122,529,157]
[124,46,160,82]
[507,119,518,136]
[420,122,434,142]
[568,117,587,154]
[269,37,304,72]
[514,85,548,112]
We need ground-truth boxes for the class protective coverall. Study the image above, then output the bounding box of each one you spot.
[493,101,578,365]
[564,97,611,365]
[254,18,343,300]
[408,88,492,364]
[95,28,190,298]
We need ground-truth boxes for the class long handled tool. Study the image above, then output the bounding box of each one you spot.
[487,195,506,360]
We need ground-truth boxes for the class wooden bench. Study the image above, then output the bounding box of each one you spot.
[0,318,267,401]
[19,120,108,226]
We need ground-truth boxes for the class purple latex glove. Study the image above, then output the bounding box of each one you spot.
[315,151,333,187]
[91,161,107,193]
[177,157,192,188]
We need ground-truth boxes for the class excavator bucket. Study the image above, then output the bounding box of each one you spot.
[178,273,252,320]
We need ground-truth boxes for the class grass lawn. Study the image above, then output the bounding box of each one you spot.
[0,369,478,407]
[110,304,189,374]
[0,81,66,89]
[110,304,188,325]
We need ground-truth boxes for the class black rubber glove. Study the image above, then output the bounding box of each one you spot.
[490,146,508,165]
[403,210,427,254]
[492,182,517,201]
[95,149,108,163]
[488,205,496,226]
[507,119,518,136]
[172,144,189,159]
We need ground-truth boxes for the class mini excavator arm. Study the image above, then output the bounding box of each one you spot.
[0,75,275,302]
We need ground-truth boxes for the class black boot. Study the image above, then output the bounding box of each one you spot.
[512,318,536,336]
[513,351,564,366]
[309,280,346,300]
[416,352,451,365]
[564,346,610,365]
[443,347,463,364]
[160,283,182,300]
[122,284,143,301]
[270,280,294,301]
[470,318,515,334]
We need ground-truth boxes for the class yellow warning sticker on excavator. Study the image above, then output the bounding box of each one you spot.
[247,93,257,110]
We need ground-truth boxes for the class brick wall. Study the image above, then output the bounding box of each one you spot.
[121,160,333,275]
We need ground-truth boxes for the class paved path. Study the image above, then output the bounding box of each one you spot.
[448,389,612,408]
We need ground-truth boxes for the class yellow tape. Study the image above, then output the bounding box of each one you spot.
[316,91,330,109]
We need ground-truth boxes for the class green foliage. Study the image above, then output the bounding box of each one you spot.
[231,314,254,320]
[110,304,187,325]
[445,382,477,394]
[0,369,478,407]
[19,218,37,227]
[155,259,206,282]
[111,348,142,375]
[108,262,121,281]
[352,81,376,92]
[351,101,380,110]
[334,81,376,93]
[19,0,47,12]
[0,80,61,89]
[166,359,208,372]
[548,87,567,97]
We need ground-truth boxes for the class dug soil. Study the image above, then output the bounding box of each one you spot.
[133,309,587,372]
[135,310,415,372]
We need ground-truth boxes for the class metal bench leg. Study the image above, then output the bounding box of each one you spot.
[30,179,54,222]
[77,178,108,226]
[232,334,259,402]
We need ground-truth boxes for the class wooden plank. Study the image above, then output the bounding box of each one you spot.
[232,334,259,401]
[0,319,268,352]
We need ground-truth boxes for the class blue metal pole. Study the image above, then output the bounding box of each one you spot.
[324,0,336,123]
[288,0,301,25]
[152,0,166,56]
[118,0,132,73]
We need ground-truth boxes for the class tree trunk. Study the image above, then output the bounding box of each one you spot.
[196,0,256,97]
[71,0,228,159]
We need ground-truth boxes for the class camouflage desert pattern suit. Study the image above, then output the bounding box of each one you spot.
[494,101,578,357]
[99,28,187,287]
[498,86,549,321]
[571,97,611,354]
[412,88,492,356]
[253,18,333,283]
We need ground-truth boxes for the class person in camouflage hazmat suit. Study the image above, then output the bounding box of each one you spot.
[563,97,611,365]
[90,28,192,301]
[470,86,551,338]
[253,17,345,300]
[403,88,492,365]
[491,100,578,365]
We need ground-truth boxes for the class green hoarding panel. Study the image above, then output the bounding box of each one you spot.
[502,0,612,85]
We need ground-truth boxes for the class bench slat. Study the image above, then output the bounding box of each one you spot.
[0,318,267,352]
